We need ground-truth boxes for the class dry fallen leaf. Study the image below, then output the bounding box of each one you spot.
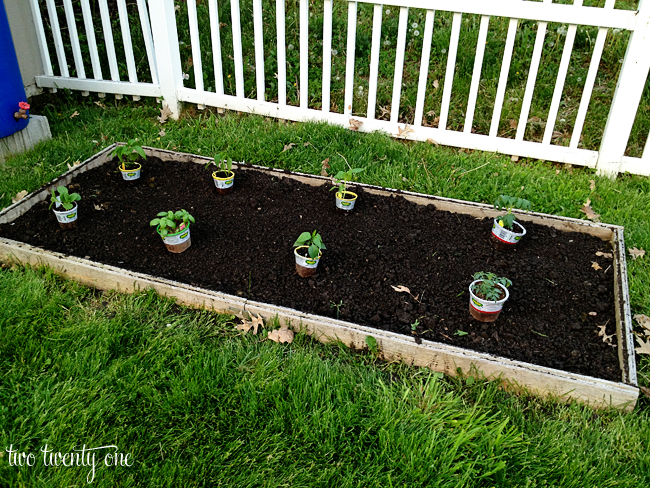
[595,251,613,259]
[426,138,440,147]
[589,179,596,191]
[94,101,105,108]
[267,325,294,343]
[640,386,650,399]
[589,311,598,316]
[628,247,645,260]
[397,125,415,138]
[67,160,81,170]
[597,323,615,345]
[511,155,519,162]
[159,129,166,137]
[70,111,79,118]
[633,314,650,336]
[433,79,439,89]
[556,169,560,175]
[580,199,600,222]
[320,158,330,176]
[591,262,602,271]
[94,204,102,211]
[508,119,518,129]
[552,131,563,139]
[12,190,28,203]
[635,336,650,355]
[349,119,363,131]
[391,285,411,294]
[236,312,264,335]
[282,143,296,153]
[157,105,172,124]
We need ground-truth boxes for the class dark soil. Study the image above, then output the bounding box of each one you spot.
[0,157,622,381]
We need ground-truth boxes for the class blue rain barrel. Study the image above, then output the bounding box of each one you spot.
[0,0,29,139]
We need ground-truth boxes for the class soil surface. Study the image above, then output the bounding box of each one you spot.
[0,158,622,381]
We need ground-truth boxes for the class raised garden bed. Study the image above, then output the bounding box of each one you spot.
[0,145,638,410]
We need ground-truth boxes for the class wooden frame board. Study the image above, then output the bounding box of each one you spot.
[0,144,639,411]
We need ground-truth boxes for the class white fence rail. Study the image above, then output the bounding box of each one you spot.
[26,0,650,177]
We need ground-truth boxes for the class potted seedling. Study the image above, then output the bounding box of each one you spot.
[468,272,511,322]
[330,154,364,213]
[150,209,195,253]
[490,195,532,250]
[49,186,81,229]
[112,139,146,181]
[293,230,326,277]
[207,153,235,195]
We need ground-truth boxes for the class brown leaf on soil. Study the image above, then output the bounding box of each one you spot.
[597,323,614,345]
[267,325,294,343]
[236,312,264,335]
[628,247,645,260]
[11,190,28,203]
[591,262,602,271]
[349,119,363,131]
[508,119,518,129]
[157,105,172,124]
[391,285,411,294]
[397,125,415,138]
[595,251,613,259]
[580,199,600,222]
[633,314,650,336]
[589,311,597,316]
[589,179,596,191]
[320,158,330,176]
[426,138,440,147]
[282,143,296,153]
[634,336,650,355]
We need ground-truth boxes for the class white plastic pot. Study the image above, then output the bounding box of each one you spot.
[335,191,357,212]
[490,218,526,247]
[294,246,321,277]
[119,163,142,181]
[158,225,191,253]
[468,280,510,322]
[53,203,78,228]
[212,171,235,194]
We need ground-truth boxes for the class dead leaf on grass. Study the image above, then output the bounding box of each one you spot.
[391,285,411,294]
[159,129,166,137]
[508,119,518,129]
[580,199,600,222]
[94,101,105,108]
[236,312,264,335]
[591,262,602,271]
[511,155,519,162]
[157,105,172,124]
[67,160,81,170]
[552,131,563,139]
[426,138,440,147]
[282,143,296,153]
[635,336,650,355]
[267,325,294,343]
[12,190,28,203]
[397,125,414,138]
[349,119,363,131]
[589,179,596,191]
[433,79,439,89]
[640,386,650,399]
[320,158,330,176]
[633,314,650,336]
[70,111,79,118]
[628,247,645,260]
[556,169,560,175]
[595,251,613,258]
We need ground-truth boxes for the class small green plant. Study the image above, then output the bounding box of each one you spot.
[111,139,146,170]
[365,335,379,355]
[410,319,420,332]
[150,210,195,238]
[206,153,233,174]
[330,300,344,319]
[471,272,512,302]
[331,167,364,195]
[49,185,80,211]
[494,195,532,230]
[454,330,469,337]
[293,230,326,259]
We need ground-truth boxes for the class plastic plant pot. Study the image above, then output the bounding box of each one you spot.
[468,280,510,322]
[335,191,357,213]
[490,218,526,251]
[294,246,321,277]
[53,203,78,229]
[119,162,142,181]
[158,225,192,253]
[212,170,235,195]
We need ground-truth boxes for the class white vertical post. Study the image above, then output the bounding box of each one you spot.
[438,12,462,131]
[464,15,489,133]
[322,0,333,112]
[188,0,204,94]
[62,0,86,82]
[344,1,357,117]
[489,17,518,137]
[99,0,120,82]
[208,0,224,95]
[596,0,650,176]
[80,0,103,80]
[136,0,159,85]
[390,7,409,124]
[117,0,138,85]
[414,9,434,127]
[300,0,309,108]
[45,0,69,77]
[28,0,54,78]
[230,0,245,98]
[148,0,183,118]
[253,0,265,101]
[276,0,286,106]
[367,3,383,120]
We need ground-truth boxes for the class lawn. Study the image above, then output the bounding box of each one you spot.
[0,92,649,486]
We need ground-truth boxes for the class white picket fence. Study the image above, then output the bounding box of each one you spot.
[26,0,650,176]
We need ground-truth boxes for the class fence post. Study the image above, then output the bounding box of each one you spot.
[147,0,182,119]
[596,0,650,176]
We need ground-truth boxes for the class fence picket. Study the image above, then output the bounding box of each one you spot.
[390,7,409,124]
[414,9,435,127]
[136,0,158,85]
[80,0,102,82]
[230,0,245,97]
[367,4,383,120]
[117,0,139,102]
[188,0,205,97]
[516,0,551,141]
[28,0,54,80]
[322,0,333,112]
[252,0,265,101]
[62,0,86,84]
[489,17,518,137]
[208,0,224,95]
[300,0,309,108]
[344,1,357,117]
[438,12,462,131]
[464,14,489,133]
[99,0,120,85]
[276,0,287,106]
[45,0,69,77]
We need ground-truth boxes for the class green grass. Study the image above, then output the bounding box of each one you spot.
[1,90,649,485]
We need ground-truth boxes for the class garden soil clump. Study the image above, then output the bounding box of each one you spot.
[0,158,622,381]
